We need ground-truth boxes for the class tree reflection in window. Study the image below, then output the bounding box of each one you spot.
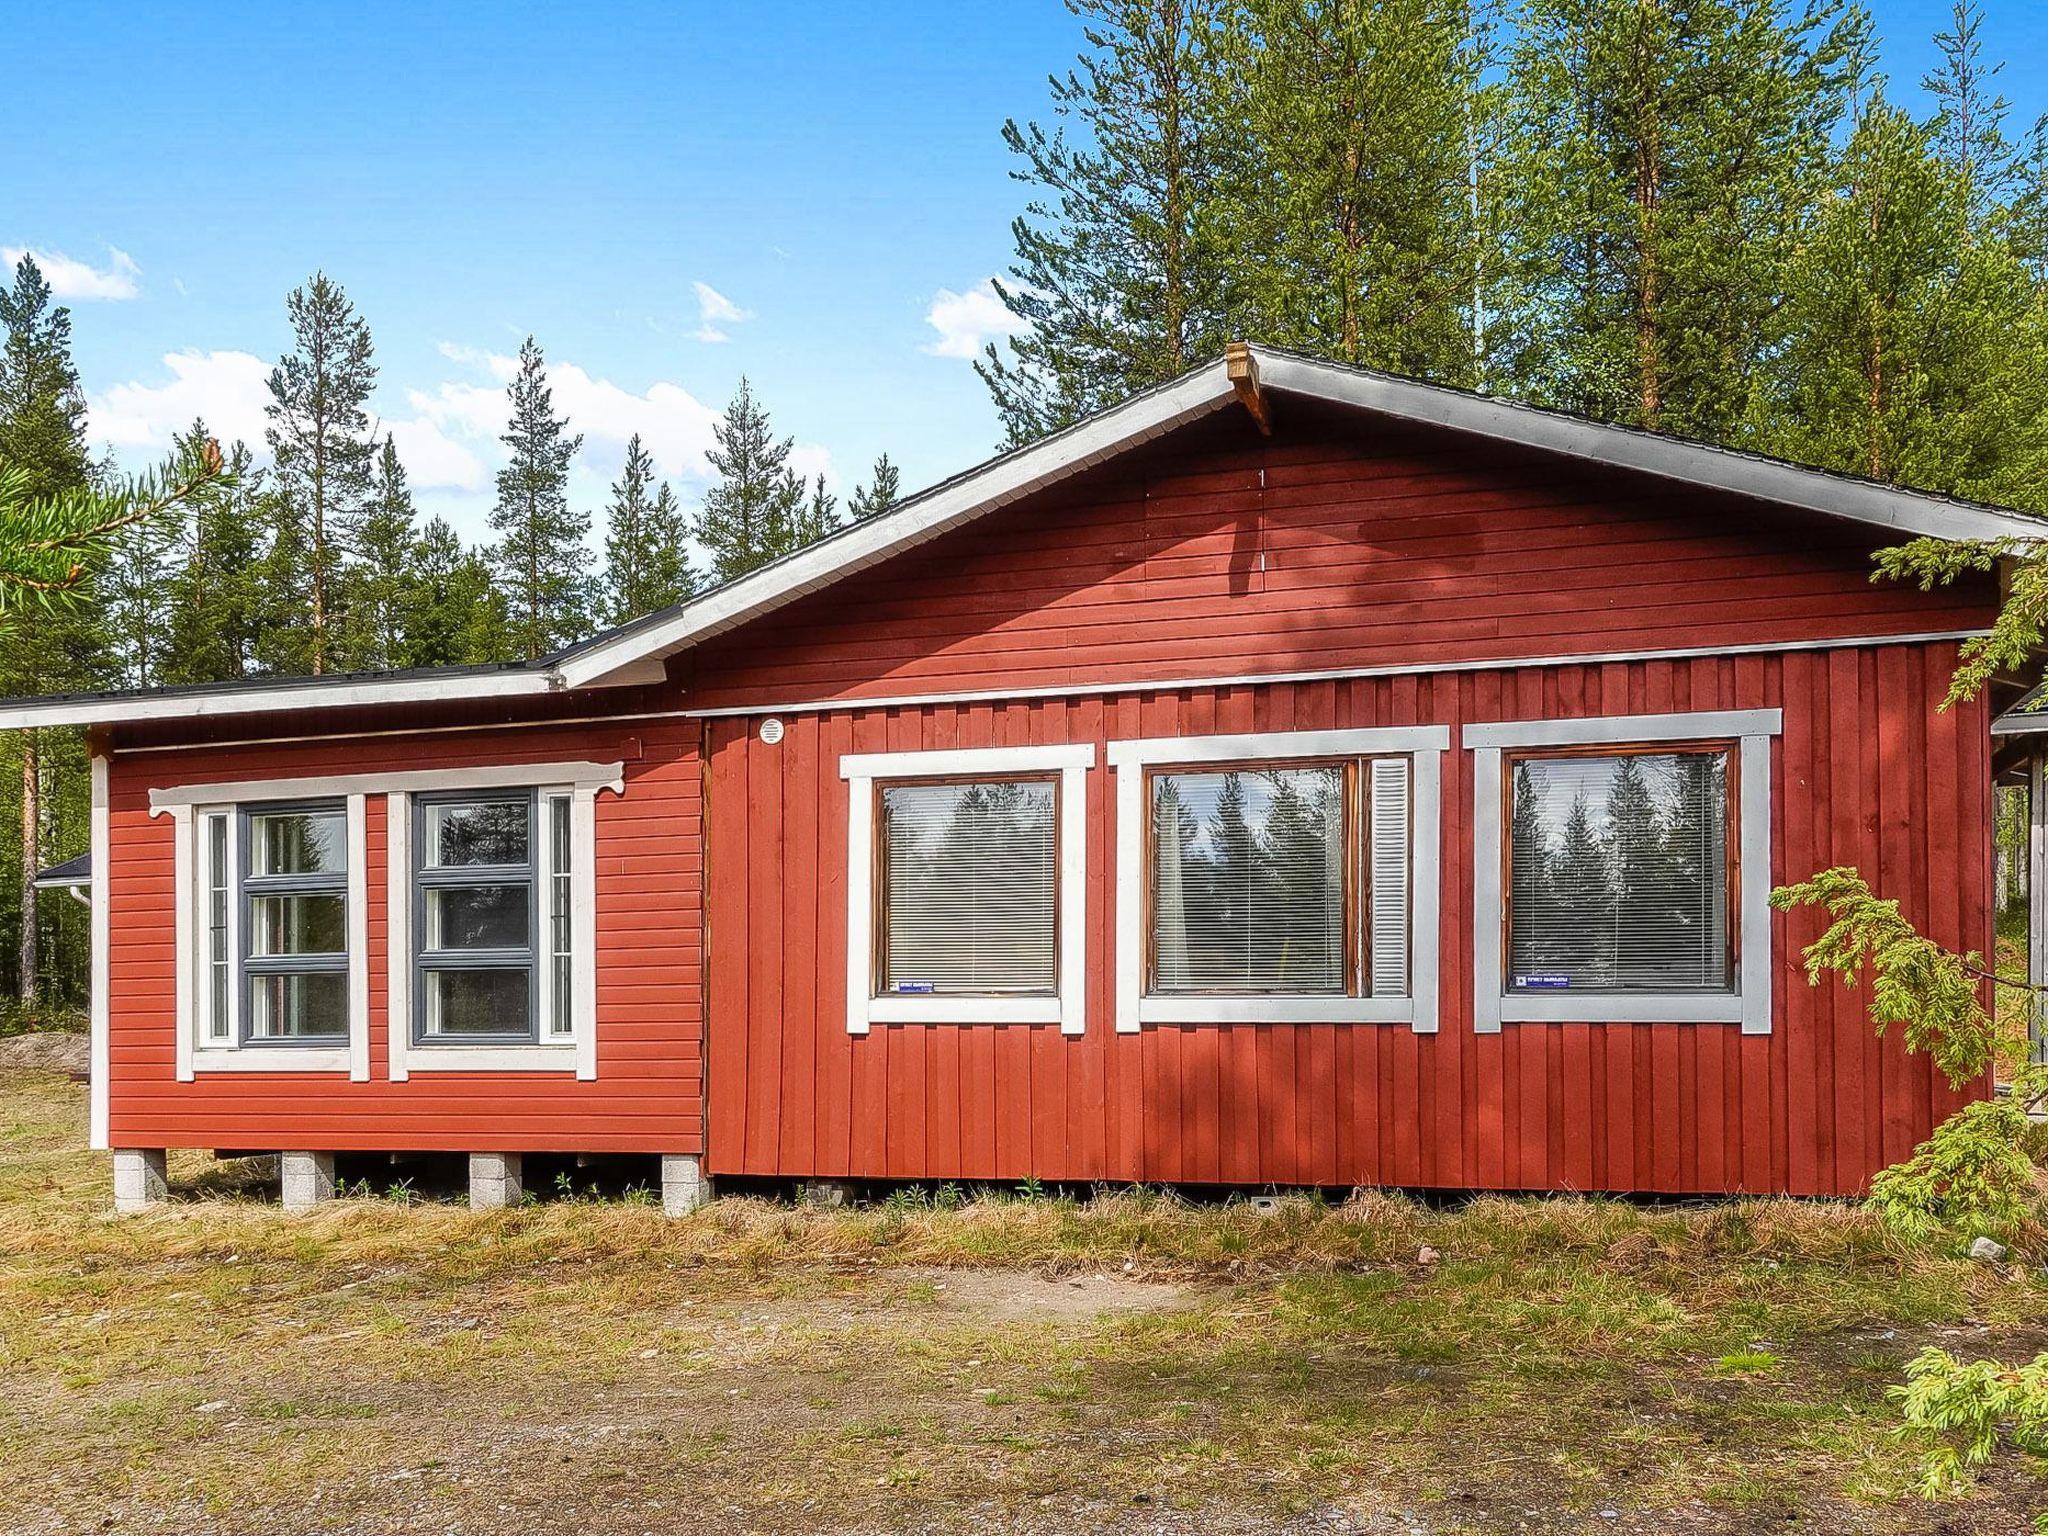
[1151,765,1346,994]
[1508,751,1730,993]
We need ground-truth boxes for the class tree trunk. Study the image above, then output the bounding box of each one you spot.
[19,729,38,1011]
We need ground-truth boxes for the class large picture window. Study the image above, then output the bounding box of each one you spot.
[842,743,1093,1034]
[1111,727,1450,1032]
[1468,709,1779,1033]
[879,779,1058,996]
[1506,749,1731,995]
[241,802,350,1042]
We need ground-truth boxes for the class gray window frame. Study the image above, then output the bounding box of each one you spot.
[412,789,540,1046]
[237,799,349,1047]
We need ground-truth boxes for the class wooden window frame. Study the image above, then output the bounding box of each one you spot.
[873,772,1064,1001]
[1139,755,1368,1000]
[1109,726,1450,1034]
[1499,741,1740,998]
[841,744,1094,1036]
[1468,709,1780,1034]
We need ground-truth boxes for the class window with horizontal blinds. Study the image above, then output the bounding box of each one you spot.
[1151,761,1398,997]
[1507,749,1732,994]
[1368,757,1412,996]
[880,779,1057,995]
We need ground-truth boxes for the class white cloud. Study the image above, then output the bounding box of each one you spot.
[412,346,726,484]
[384,416,487,493]
[88,349,271,452]
[923,279,1021,360]
[692,280,753,344]
[3,244,141,301]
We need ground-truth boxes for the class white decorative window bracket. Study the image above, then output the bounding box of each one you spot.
[1467,709,1780,1035]
[841,743,1094,1036]
[1107,726,1451,1035]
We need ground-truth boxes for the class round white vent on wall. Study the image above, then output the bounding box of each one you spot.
[759,717,785,745]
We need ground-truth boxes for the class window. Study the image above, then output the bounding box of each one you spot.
[880,779,1057,995]
[1469,710,1779,1033]
[201,811,231,1044]
[241,803,350,1042]
[545,791,573,1040]
[414,793,540,1043]
[1506,749,1730,995]
[1111,727,1449,1032]
[841,744,1093,1035]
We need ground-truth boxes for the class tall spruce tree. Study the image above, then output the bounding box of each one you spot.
[487,336,592,659]
[1922,1,2016,229]
[163,427,266,684]
[601,434,695,623]
[1219,0,1494,382]
[337,437,418,671]
[1504,0,1861,438]
[0,254,94,1010]
[848,453,903,520]
[693,379,804,583]
[264,273,376,675]
[789,474,840,549]
[980,0,1235,443]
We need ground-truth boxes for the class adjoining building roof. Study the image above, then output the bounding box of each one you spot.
[30,851,90,890]
[1,344,2039,733]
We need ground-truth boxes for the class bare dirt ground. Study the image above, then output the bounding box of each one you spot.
[3,1060,2045,1535]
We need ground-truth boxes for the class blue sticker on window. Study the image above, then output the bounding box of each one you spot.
[893,981,936,994]
[1513,974,1571,990]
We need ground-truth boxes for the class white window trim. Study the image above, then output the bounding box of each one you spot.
[163,794,370,1079]
[149,760,624,811]
[1107,726,1450,1034]
[841,743,1093,1036]
[388,784,604,1078]
[1469,708,1780,1034]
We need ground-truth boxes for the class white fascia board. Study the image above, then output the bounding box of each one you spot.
[554,366,1238,690]
[0,668,556,734]
[149,760,625,812]
[1255,351,2046,545]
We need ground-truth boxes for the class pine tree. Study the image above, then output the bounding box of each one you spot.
[849,453,903,520]
[1504,0,1862,438]
[337,438,417,671]
[1922,1,2016,228]
[979,0,1235,444]
[0,253,94,1011]
[788,474,841,550]
[100,514,177,688]
[600,434,696,623]
[487,336,592,659]
[1768,88,2048,506]
[265,272,377,675]
[163,427,266,684]
[403,517,510,666]
[1219,0,1495,382]
[693,379,804,583]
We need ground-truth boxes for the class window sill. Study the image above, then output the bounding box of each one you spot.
[192,1047,352,1073]
[1498,993,1744,1024]
[1134,996,1414,1027]
[402,1043,581,1072]
[858,994,1074,1031]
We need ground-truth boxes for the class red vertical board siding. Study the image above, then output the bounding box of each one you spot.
[104,720,703,1154]
[702,641,1990,1196]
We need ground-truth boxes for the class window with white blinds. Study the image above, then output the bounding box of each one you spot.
[1506,749,1732,994]
[1146,756,1411,998]
[879,779,1058,995]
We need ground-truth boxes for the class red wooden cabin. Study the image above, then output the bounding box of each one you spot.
[9,347,2028,1210]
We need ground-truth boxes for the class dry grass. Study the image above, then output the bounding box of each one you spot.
[5,1067,2048,1534]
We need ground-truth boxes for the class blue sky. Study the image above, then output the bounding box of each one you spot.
[8,0,2046,545]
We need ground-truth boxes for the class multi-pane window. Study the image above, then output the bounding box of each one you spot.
[414,793,539,1041]
[545,792,573,1040]
[201,811,231,1043]
[878,779,1057,996]
[241,803,349,1041]
[1144,757,1411,1000]
[1505,748,1733,995]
